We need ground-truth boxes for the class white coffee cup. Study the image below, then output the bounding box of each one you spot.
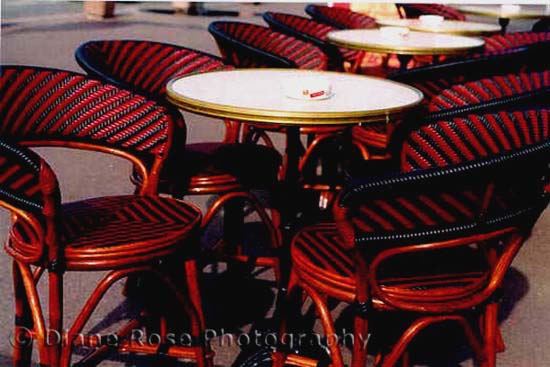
[419,15,444,26]
[501,4,521,14]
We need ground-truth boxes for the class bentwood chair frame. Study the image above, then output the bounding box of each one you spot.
[396,3,467,21]
[390,47,538,101]
[304,4,377,30]
[0,65,212,367]
[75,40,282,277]
[425,70,550,122]
[274,109,550,367]
[261,12,348,72]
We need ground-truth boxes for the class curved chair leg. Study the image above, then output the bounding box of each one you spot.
[201,190,282,281]
[48,269,64,367]
[300,282,345,367]
[60,265,212,367]
[16,262,50,366]
[13,261,33,367]
[351,315,369,367]
[184,259,214,367]
[380,315,485,367]
[241,123,276,148]
[60,267,148,367]
[482,303,499,367]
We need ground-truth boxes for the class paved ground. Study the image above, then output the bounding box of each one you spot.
[1,2,550,366]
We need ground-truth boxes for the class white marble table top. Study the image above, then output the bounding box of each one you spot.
[166,69,423,126]
[457,5,550,19]
[326,29,486,56]
[376,18,501,36]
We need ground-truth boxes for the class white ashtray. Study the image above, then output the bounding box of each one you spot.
[379,26,410,38]
[419,15,444,26]
[501,4,521,14]
[281,76,332,100]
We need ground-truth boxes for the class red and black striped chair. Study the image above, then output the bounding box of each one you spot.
[397,3,466,20]
[75,40,282,274]
[481,31,550,58]
[208,21,328,70]
[262,12,364,72]
[0,66,212,367]
[427,71,550,121]
[275,109,550,367]
[305,4,377,30]
[390,48,539,101]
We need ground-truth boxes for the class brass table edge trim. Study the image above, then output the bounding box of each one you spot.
[326,31,486,56]
[165,69,424,126]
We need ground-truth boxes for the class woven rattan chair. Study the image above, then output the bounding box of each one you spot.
[0,66,212,367]
[481,31,550,57]
[277,109,550,367]
[75,40,282,275]
[208,21,328,70]
[397,3,466,20]
[262,12,364,72]
[305,4,377,30]
[390,49,542,101]
[426,70,550,121]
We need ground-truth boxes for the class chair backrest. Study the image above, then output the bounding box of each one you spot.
[0,65,183,195]
[75,40,228,103]
[390,50,534,101]
[305,4,377,30]
[427,71,550,120]
[262,11,343,68]
[0,139,59,263]
[483,31,550,56]
[208,21,328,70]
[397,3,466,21]
[337,109,550,252]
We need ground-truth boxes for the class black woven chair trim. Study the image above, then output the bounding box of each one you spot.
[342,138,550,202]
[262,12,342,60]
[426,88,550,121]
[208,22,296,68]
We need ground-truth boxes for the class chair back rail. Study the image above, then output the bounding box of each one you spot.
[305,4,377,30]
[208,21,328,70]
[390,49,534,101]
[75,39,228,104]
[0,65,183,195]
[397,3,466,21]
[426,71,550,120]
[262,12,344,70]
[0,139,60,263]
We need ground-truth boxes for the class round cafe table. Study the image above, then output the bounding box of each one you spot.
[456,5,550,33]
[376,18,501,36]
[167,69,422,357]
[326,29,485,70]
[166,68,422,245]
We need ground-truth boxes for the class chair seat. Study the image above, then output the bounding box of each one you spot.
[27,196,202,270]
[132,143,282,194]
[291,223,488,306]
[181,142,282,191]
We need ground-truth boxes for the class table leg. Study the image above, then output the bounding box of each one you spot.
[498,17,510,34]
[397,54,413,71]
